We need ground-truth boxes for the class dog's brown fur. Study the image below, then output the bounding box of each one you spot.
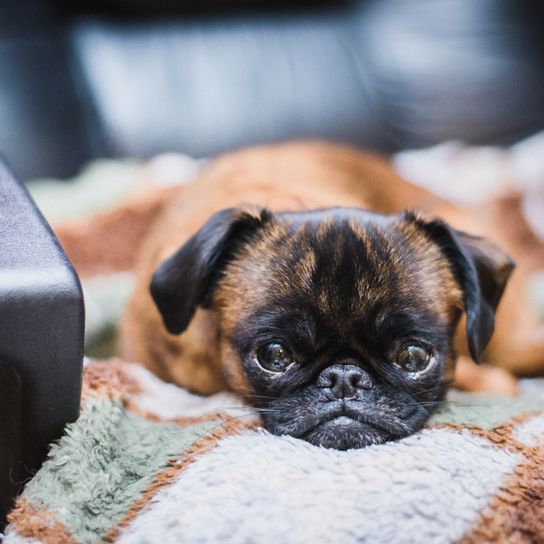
[121,141,544,396]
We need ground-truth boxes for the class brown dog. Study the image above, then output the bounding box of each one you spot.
[121,141,542,449]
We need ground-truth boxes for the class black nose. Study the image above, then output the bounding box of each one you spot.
[316,364,372,399]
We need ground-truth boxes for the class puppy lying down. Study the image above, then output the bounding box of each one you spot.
[121,141,543,450]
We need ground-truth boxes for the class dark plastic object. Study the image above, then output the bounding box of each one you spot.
[0,160,84,526]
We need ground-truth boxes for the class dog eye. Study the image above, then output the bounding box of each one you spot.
[395,344,431,373]
[256,343,295,372]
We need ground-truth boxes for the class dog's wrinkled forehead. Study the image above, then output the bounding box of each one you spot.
[219,209,460,325]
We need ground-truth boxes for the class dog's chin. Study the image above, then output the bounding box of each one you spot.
[301,416,392,450]
[260,397,433,451]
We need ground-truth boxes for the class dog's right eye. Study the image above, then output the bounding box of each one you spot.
[256,343,295,372]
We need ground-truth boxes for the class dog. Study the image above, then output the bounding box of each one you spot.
[121,141,544,450]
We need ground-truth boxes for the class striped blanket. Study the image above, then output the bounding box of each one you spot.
[5,358,544,544]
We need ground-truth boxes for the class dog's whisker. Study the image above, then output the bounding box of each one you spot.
[221,407,277,414]
[239,394,277,401]
[188,413,264,445]
[413,379,455,397]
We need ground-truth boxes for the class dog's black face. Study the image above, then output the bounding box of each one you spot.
[231,298,452,450]
[151,207,514,450]
[225,210,459,449]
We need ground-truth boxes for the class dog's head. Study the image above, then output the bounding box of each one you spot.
[150,207,514,449]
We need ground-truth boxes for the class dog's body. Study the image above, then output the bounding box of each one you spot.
[122,141,544,449]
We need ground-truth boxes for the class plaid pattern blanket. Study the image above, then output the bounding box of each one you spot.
[4,359,544,544]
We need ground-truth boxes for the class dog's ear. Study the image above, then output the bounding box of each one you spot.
[151,207,271,335]
[406,213,515,362]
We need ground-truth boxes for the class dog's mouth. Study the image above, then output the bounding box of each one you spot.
[264,400,423,451]
[302,416,384,450]
[301,418,391,450]
[304,401,410,434]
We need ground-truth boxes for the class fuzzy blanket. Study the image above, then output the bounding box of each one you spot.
[4,359,544,544]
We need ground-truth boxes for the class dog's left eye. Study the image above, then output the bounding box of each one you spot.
[256,343,295,372]
[395,344,432,373]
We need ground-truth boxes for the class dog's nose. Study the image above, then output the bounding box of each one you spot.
[316,364,372,399]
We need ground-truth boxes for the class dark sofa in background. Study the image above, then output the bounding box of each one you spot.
[1,0,544,181]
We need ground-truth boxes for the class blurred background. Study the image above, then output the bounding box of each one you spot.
[1,0,544,181]
[2,0,544,357]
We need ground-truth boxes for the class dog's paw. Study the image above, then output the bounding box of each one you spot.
[455,356,518,396]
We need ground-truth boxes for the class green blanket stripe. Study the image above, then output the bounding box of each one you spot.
[429,386,544,428]
[22,398,222,544]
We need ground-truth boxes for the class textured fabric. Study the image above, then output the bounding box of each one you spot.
[4,359,544,543]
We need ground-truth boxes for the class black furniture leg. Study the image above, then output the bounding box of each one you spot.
[0,159,84,527]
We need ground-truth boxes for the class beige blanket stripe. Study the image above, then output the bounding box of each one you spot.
[105,418,258,542]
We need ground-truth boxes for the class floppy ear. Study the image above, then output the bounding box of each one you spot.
[150,207,271,335]
[408,214,515,362]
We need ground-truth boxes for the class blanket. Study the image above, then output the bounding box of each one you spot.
[4,359,544,544]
